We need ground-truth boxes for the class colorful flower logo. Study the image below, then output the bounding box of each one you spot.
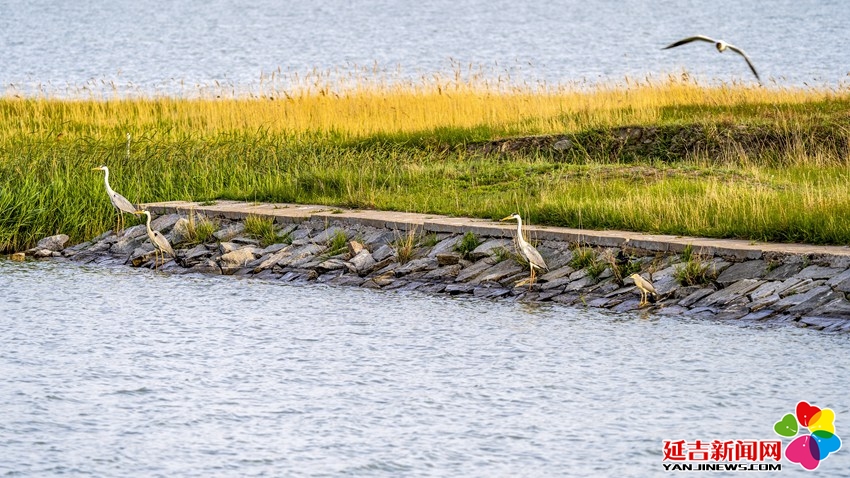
[774,401,842,470]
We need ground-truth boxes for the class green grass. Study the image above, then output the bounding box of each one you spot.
[454,232,481,260]
[3,83,850,252]
[181,212,217,245]
[244,215,287,247]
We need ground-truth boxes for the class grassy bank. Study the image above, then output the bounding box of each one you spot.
[2,77,850,252]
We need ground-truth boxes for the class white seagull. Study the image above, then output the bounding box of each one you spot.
[662,35,760,81]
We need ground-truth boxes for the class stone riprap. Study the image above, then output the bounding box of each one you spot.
[31,201,850,332]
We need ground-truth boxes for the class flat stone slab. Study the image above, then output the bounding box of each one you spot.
[142,200,850,262]
[716,260,766,285]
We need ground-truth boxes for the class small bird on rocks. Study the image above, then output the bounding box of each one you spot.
[628,273,658,307]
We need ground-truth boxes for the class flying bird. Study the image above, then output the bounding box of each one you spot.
[93,165,137,234]
[501,213,548,286]
[662,35,760,81]
[628,273,658,307]
[135,209,175,270]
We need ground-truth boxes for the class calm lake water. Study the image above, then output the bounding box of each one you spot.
[1,0,848,96]
[1,259,848,476]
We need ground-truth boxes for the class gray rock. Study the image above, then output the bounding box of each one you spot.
[693,279,763,308]
[349,250,377,275]
[674,285,705,299]
[716,260,766,285]
[780,279,823,298]
[261,243,289,255]
[749,280,794,302]
[796,265,844,281]
[808,297,850,318]
[361,230,394,250]
[565,276,593,292]
[213,223,245,241]
[827,270,850,293]
[649,265,679,295]
[436,252,461,266]
[220,248,258,266]
[120,224,147,240]
[445,283,475,294]
[787,289,841,315]
[427,236,460,258]
[749,294,781,312]
[569,268,589,281]
[31,248,56,258]
[347,240,366,256]
[541,275,572,291]
[773,285,832,312]
[763,262,804,280]
[189,259,221,274]
[316,258,347,273]
[539,264,574,282]
[395,258,437,277]
[714,305,751,321]
[679,288,717,307]
[219,242,240,254]
[454,258,497,282]
[798,316,842,330]
[470,260,524,285]
[276,243,325,267]
[310,226,348,244]
[35,234,70,252]
[231,236,261,246]
[469,239,512,260]
[150,213,180,233]
[473,286,511,299]
[553,139,572,151]
[739,309,775,321]
[424,264,463,280]
[372,244,395,263]
[110,234,147,255]
[330,275,367,287]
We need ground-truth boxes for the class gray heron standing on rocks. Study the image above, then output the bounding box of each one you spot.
[501,213,548,286]
[93,165,137,234]
[135,209,174,270]
[662,35,760,81]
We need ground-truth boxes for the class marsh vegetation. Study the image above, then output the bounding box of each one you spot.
[2,75,849,252]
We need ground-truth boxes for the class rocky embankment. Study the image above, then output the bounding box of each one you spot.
[22,205,850,333]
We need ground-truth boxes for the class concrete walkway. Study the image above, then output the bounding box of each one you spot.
[143,200,850,261]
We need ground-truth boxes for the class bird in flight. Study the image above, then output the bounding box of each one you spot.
[662,35,760,81]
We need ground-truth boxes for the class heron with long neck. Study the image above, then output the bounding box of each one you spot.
[134,210,175,270]
[93,165,136,234]
[501,213,548,286]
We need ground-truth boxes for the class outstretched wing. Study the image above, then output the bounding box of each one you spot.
[726,45,760,81]
[152,230,175,257]
[110,190,137,215]
[662,35,716,50]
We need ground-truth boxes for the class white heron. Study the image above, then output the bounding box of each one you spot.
[135,209,175,270]
[628,273,658,307]
[662,35,760,81]
[92,165,136,234]
[501,213,548,286]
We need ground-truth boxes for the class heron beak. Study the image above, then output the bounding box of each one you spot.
[133,210,144,214]
[500,216,513,221]
[91,167,101,171]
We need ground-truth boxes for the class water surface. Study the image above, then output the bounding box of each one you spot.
[2,0,848,96]
[1,260,848,476]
